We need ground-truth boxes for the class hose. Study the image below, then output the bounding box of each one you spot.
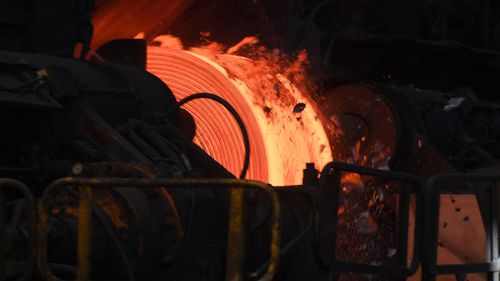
[168,93,250,179]
[48,263,77,280]
[249,191,315,280]
[301,0,343,48]
[364,0,406,32]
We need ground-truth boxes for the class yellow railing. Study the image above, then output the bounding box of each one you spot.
[36,178,281,281]
[0,179,35,281]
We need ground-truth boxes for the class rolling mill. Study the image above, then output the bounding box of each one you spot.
[1,1,500,281]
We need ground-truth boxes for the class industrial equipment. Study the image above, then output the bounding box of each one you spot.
[1,1,500,281]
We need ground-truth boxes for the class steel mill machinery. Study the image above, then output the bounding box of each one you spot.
[1,1,500,281]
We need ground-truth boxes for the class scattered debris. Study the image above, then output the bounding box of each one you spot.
[443,97,466,111]
[387,248,397,258]
[263,106,272,114]
[319,144,326,153]
[293,102,306,113]
[356,211,379,233]
[199,31,211,37]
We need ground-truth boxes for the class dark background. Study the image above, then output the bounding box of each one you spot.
[1,0,500,100]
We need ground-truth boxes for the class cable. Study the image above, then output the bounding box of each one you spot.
[65,189,136,281]
[166,93,250,279]
[322,31,336,70]
[167,93,250,280]
[249,192,315,280]
[126,119,189,175]
[92,205,136,281]
[364,0,406,32]
[168,93,250,179]
[171,187,196,281]
[307,0,341,25]
[48,263,77,280]
[301,0,343,48]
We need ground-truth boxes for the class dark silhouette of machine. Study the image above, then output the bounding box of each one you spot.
[1,1,500,281]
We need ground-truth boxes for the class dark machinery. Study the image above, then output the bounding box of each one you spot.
[0,48,324,281]
[1,1,500,281]
[321,84,500,175]
[319,83,500,281]
[1,46,500,281]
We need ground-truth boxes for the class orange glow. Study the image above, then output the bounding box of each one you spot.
[146,36,332,185]
[341,173,363,188]
[94,196,128,230]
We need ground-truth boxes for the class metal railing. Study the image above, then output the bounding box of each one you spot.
[316,162,423,280]
[423,173,500,281]
[36,177,281,281]
[1,166,499,281]
[0,178,35,281]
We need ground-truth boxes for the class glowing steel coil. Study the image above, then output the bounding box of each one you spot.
[147,46,332,185]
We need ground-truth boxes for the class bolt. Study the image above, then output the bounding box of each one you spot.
[72,163,84,175]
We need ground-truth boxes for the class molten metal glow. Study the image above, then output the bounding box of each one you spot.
[147,36,332,185]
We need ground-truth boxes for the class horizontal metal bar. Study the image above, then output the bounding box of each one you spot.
[335,261,409,276]
[429,173,500,187]
[436,262,500,274]
[36,177,281,281]
[322,162,422,183]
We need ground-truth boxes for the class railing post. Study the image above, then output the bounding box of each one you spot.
[225,188,245,281]
[36,178,280,281]
[77,186,92,281]
[0,190,5,281]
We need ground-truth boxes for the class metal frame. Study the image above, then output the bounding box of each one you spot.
[0,178,35,281]
[423,173,500,281]
[317,162,422,279]
[36,177,281,281]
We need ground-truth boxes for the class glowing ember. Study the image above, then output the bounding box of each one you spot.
[341,173,363,191]
[146,35,332,185]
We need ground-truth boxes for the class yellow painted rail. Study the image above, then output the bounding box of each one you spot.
[0,179,35,281]
[36,178,281,281]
